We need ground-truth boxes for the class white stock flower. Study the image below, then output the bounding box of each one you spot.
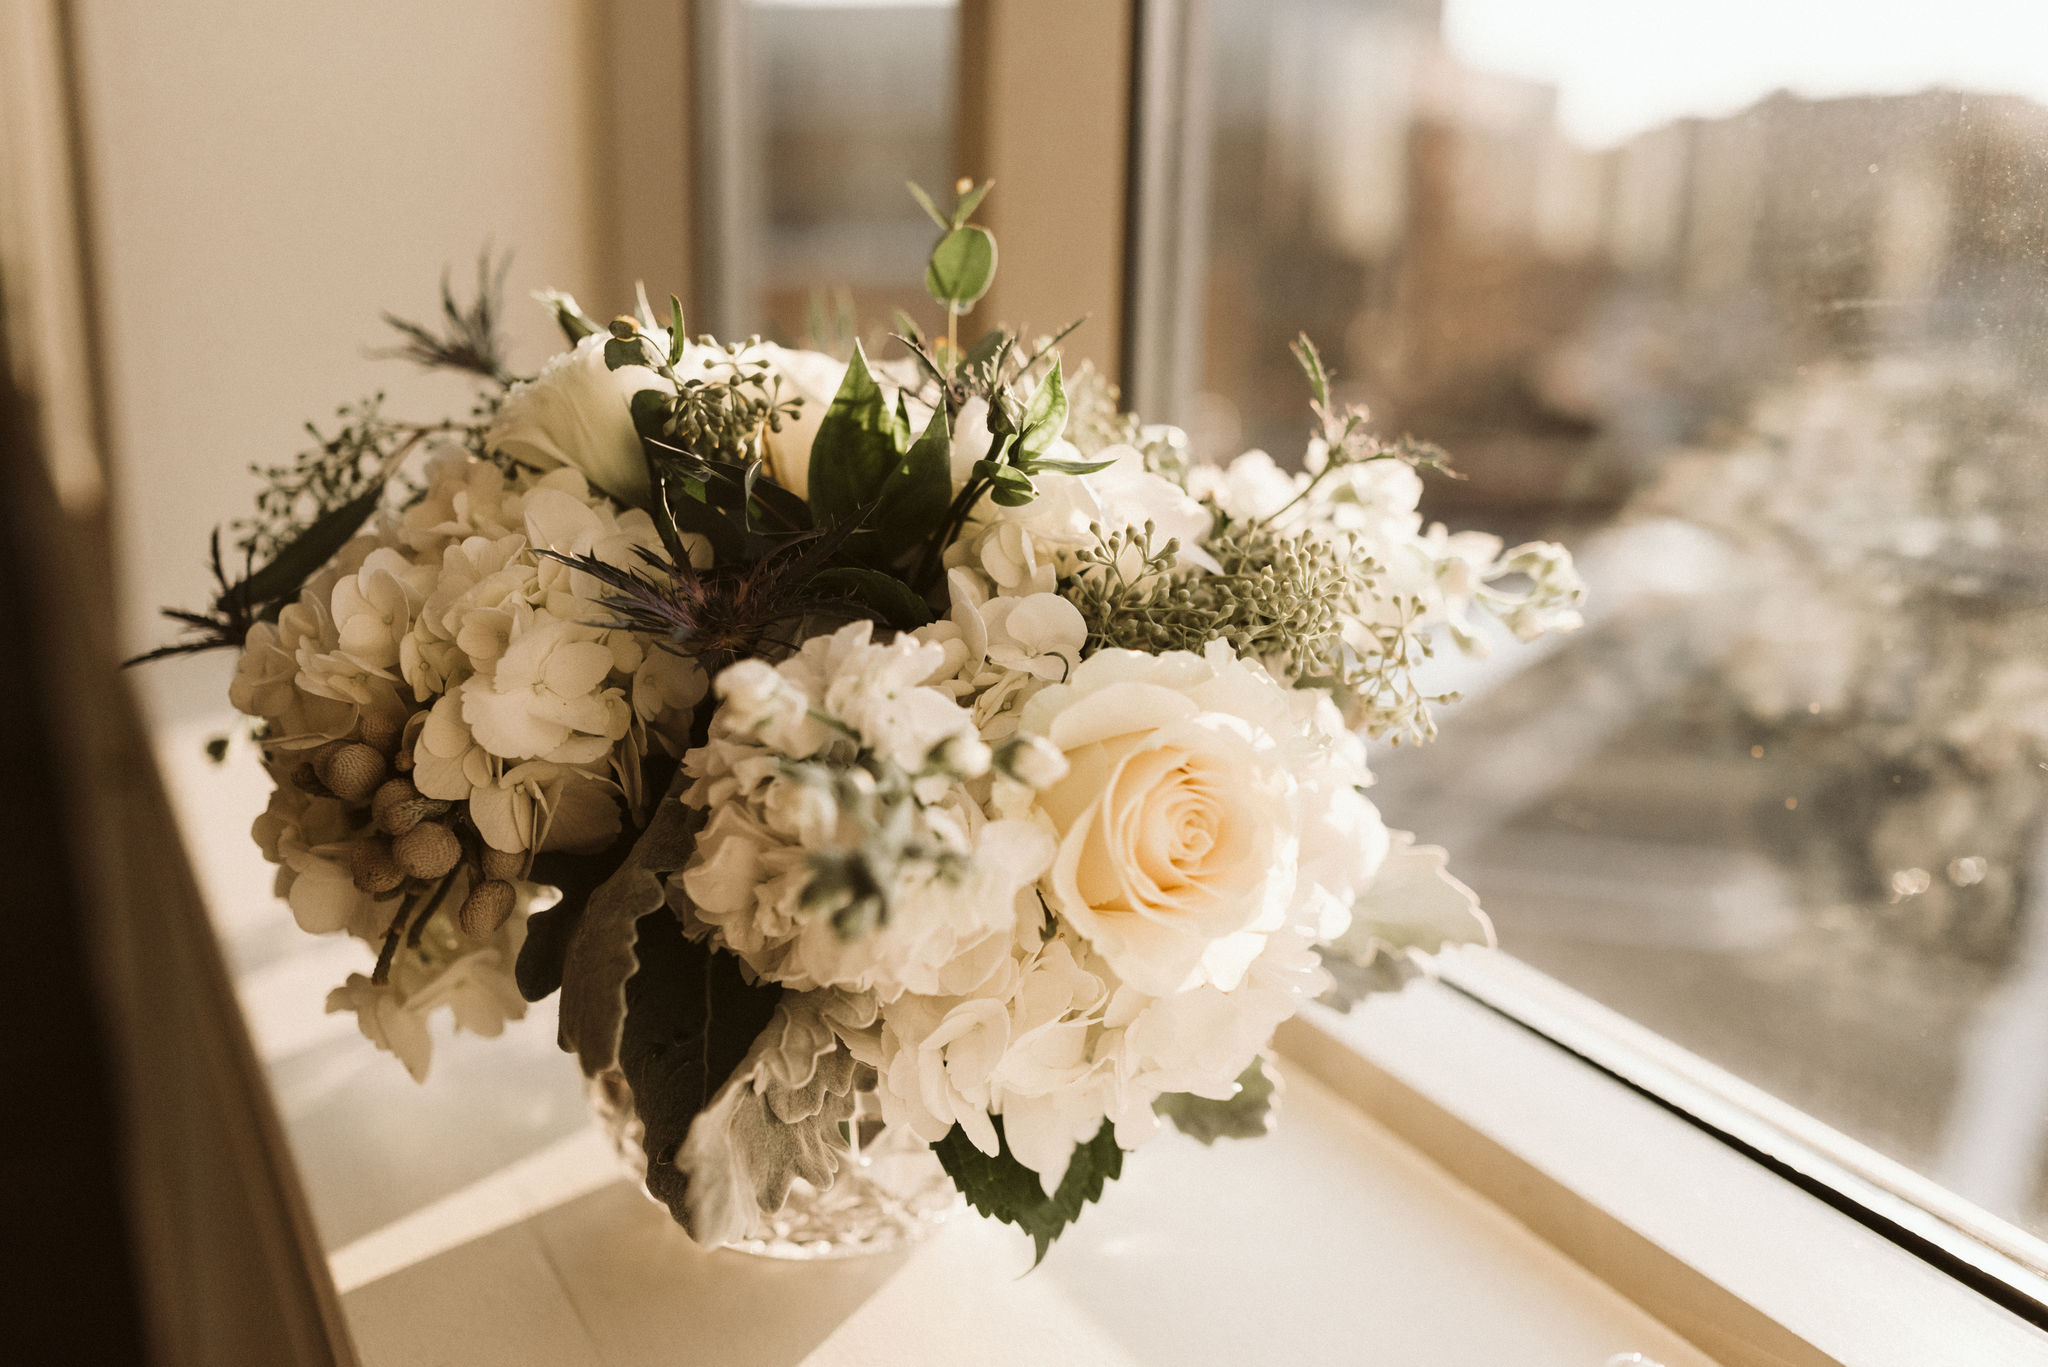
[678,623,1053,1000]
[487,333,668,507]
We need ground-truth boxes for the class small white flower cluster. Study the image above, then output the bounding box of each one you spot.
[1192,445,1586,659]
[231,450,705,1079]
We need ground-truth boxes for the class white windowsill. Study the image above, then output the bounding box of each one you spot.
[1285,967,2048,1367]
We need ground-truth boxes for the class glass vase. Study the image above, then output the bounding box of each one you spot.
[587,1071,961,1259]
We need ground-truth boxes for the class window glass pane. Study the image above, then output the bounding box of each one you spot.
[1192,0,2048,1234]
[743,0,957,341]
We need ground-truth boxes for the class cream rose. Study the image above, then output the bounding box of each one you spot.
[486,333,667,507]
[1017,645,1305,997]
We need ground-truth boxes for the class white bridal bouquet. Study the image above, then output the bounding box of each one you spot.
[140,183,1582,1258]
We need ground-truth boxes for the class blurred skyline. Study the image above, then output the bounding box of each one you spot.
[1445,0,2048,145]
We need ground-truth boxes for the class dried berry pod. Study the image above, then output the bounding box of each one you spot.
[359,710,404,755]
[458,879,516,937]
[478,845,527,882]
[371,777,422,835]
[350,837,405,895]
[318,742,387,804]
[289,762,326,796]
[393,745,415,773]
[392,821,461,879]
[371,777,449,837]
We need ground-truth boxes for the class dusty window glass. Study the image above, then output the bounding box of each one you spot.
[1187,0,2048,1236]
[741,0,957,343]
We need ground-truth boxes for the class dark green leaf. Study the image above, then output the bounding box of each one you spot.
[604,335,647,371]
[925,226,997,313]
[809,566,935,630]
[239,480,386,614]
[859,402,952,561]
[540,288,600,344]
[1152,1056,1278,1144]
[548,766,699,1074]
[629,386,673,440]
[933,1115,1123,1265]
[1015,358,1067,461]
[668,295,686,366]
[622,912,783,1228]
[806,341,911,529]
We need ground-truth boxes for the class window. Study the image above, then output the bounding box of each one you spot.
[1141,0,2048,1250]
[696,0,959,343]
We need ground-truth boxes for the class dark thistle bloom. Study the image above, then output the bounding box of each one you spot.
[537,513,904,677]
[374,248,516,386]
[124,528,261,665]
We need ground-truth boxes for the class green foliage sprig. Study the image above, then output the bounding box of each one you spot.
[933,1115,1124,1266]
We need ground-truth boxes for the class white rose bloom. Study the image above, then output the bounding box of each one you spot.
[947,443,1212,596]
[487,333,669,507]
[755,342,845,501]
[1015,640,1382,998]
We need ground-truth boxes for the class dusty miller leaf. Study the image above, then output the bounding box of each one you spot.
[933,1115,1123,1265]
[543,766,701,1074]
[674,992,874,1245]
[620,911,784,1230]
[1153,1055,1278,1145]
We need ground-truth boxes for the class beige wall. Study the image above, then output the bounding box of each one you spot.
[74,2,609,705]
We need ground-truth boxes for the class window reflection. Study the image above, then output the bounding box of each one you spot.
[744,0,957,343]
[1194,0,2048,1233]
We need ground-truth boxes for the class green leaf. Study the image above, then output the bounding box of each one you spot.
[1153,1056,1278,1145]
[862,402,952,560]
[1014,358,1067,461]
[973,458,1038,508]
[951,178,993,227]
[622,911,784,1230]
[961,328,1009,377]
[1291,332,1331,409]
[239,480,386,614]
[604,335,647,372]
[629,386,673,440]
[538,765,699,1075]
[805,341,910,529]
[906,179,949,230]
[539,288,600,344]
[809,566,934,630]
[925,225,997,313]
[934,1115,1124,1265]
[668,294,686,366]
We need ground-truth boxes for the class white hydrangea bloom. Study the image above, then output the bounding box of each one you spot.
[325,907,529,1082]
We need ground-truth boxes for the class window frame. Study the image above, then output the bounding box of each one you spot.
[1115,0,2048,1351]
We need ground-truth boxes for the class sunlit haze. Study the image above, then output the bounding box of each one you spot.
[1444,0,2048,146]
